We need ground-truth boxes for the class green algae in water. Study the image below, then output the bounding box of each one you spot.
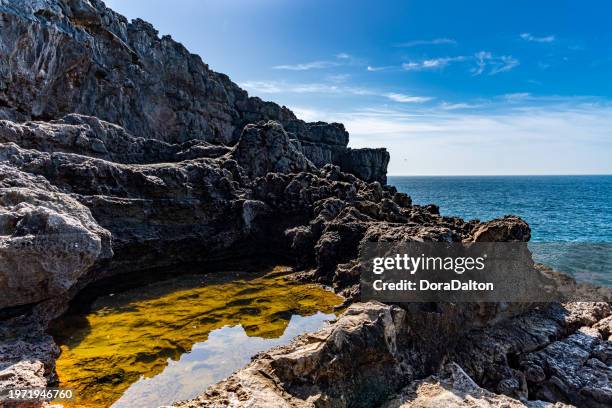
[50,266,343,408]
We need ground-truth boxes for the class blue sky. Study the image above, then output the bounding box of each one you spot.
[105,0,612,175]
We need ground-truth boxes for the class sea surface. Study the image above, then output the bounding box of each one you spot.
[389,175,612,284]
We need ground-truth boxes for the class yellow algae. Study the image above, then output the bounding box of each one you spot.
[50,266,342,408]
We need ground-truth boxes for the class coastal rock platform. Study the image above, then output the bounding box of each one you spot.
[0,1,609,408]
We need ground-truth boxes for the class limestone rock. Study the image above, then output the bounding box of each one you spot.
[467,215,531,242]
[0,114,230,163]
[175,301,599,408]
[229,121,317,179]
[450,302,612,407]
[0,317,60,397]
[383,363,572,408]
[0,0,388,181]
[0,164,112,309]
[174,302,415,408]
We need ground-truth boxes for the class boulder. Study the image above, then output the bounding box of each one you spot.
[0,164,111,309]
[229,121,317,179]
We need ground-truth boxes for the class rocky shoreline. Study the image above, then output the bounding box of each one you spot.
[0,1,610,407]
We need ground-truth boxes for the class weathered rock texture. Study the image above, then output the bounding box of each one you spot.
[0,164,112,309]
[0,2,609,408]
[0,0,389,182]
[383,363,571,408]
[176,301,610,408]
[450,302,612,407]
[176,302,612,408]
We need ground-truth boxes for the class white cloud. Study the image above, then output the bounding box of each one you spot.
[279,100,612,175]
[272,61,339,71]
[472,51,491,75]
[395,38,457,47]
[472,51,519,75]
[384,93,433,103]
[240,80,431,104]
[520,33,555,43]
[396,53,518,75]
[273,53,363,70]
[240,81,284,93]
[537,61,551,70]
[402,56,466,71]
[439,102,485,110]
[241,81,332,94]
[291,107,323,122]
[367,65,390,72]
[326,74,351,83]
[490,55,519,74]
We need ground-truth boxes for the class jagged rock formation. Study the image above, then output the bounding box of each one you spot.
[0,0,389,183]
[176,301,610,408]
[450,302,612,407]
[0,164,112,309]
[383,363,572,408]
[0,1,609,408]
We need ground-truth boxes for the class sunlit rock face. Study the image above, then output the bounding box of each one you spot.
[0,0,388,182]
[0,164,112,309]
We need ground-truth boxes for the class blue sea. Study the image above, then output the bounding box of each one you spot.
[389,175,612,284]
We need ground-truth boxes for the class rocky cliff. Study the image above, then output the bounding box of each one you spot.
[0,0,389,183]
[0,1,609,408]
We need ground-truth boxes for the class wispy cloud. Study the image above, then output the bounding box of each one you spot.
[402,56,466,71]
[537,61,551,70]
[367,65,392,72]
[472,51,519,75]
[290,101,612,175]
[503,92,531,101]
[273,53,362,71]
[395,38,457,47]
[272,61,340,71]
[384,93,433,103]
[520,33,555,43]
[241,81,344,94]
[490,55,519,74]
[240,80,432,103]
[439,102,486,110]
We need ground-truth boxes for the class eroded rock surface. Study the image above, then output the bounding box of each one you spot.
[0,164,112,309]
[0,0,389,182]
[175,302,413,408]
[451,302,612,407]
[383,363,571,408]
[0,2,608,408]
[176,301,610,408]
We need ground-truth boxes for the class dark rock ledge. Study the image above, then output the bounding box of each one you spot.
[0,1,609,408]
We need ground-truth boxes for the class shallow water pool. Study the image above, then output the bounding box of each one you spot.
[49,266,342,407]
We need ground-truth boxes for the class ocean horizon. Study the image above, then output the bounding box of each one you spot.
[390,175,612,284]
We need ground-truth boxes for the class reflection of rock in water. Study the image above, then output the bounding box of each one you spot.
[114,314,334,408]
[49,267,342,408]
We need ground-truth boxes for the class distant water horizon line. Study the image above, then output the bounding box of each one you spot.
[388,173,612,177]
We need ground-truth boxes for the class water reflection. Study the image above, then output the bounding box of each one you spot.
[50,267,342,407]
[114,313,333,407]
